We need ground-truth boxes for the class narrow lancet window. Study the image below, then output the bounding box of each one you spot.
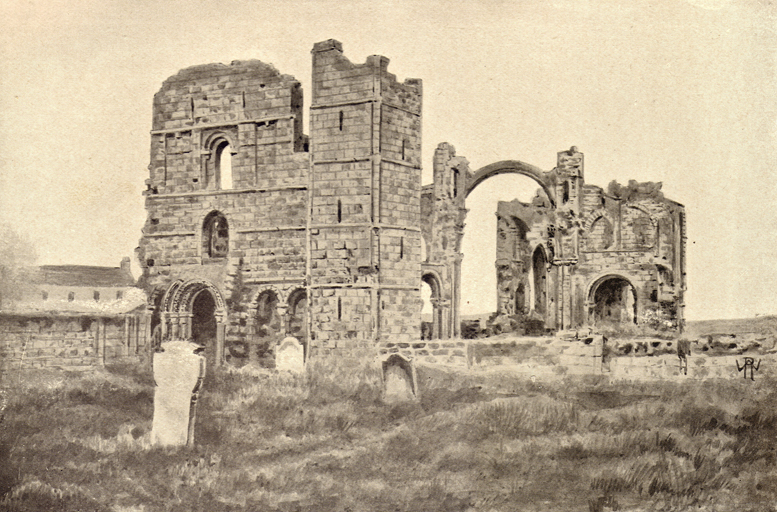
[216,142,233,190]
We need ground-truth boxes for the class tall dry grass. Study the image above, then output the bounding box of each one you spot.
[1,362,775,511]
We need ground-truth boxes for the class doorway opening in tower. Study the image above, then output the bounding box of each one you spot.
[591,276,638,329]
[460,173,551,337]
[191,289,217,365]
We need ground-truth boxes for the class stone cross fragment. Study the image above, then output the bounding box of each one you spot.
[151,340,206,447]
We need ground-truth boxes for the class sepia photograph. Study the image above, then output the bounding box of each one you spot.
[1,1,775,510]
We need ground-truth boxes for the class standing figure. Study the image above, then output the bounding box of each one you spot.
[677,339,691,375]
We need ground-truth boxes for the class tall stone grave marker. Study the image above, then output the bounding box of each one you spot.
[382,354,417,402]
[275,336,304,373]
[151,340,206,447]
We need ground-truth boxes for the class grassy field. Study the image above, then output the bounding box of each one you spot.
[1,362,776,512]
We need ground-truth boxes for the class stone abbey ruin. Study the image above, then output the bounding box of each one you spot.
[136,39,687,369]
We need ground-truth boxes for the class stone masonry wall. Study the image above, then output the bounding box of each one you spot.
[0,314,150,371]
[138,58,310,364]
[309,40,423,353]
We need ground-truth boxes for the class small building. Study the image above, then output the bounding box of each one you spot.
[0,258,151,371]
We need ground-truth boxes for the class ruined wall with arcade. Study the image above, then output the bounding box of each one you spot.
[138,40,424,367]
[424,144,686,337]
[137,60,310,366]
[573,179,686,332]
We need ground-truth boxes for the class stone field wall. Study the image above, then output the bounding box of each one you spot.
[382,336,777,383]
[0,314,150,371]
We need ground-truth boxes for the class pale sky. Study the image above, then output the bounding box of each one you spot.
[0,0,774,320]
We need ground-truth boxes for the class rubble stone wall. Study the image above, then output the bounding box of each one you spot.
[0,314,150,371]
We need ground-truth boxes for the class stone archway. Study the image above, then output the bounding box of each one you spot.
[588,275,638,328]
[159,279,228,366]
[421,272,444,339]
[460,160,554,332]
[466,160,555,205]
[191,289,218,364]
[287,288,307,342]
[428,143,558,337]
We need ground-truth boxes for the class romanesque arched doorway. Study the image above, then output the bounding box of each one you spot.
[191,289,218,364]
[159,279,227,367]
[589,275,637,328]
[426,143,559,337]
[459,161,555,333]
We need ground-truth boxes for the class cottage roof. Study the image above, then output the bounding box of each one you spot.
[35,265,136,288]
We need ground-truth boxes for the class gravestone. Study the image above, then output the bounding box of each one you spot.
[275,336,304,373]
[151,340,206,447]
[382,354,417,402]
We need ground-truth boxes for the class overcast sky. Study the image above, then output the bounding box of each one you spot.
[0,0,774,320]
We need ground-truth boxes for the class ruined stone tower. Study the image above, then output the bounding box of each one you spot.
[137,40,423,366]
[308,40,423,356]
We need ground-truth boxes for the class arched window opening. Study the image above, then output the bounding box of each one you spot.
[216,141,233,190]
[592,276,637,328]
[586,217,614,252]
[337,200,342,223]
[532,247,548,317]
[510,217,529,261]
[420,280,433,340]
[562,181,570,204]
[287,289,307,340]
[623,207,655,250]
[339,110,344,131]
[203,212,229,259]
[255,291,280,338]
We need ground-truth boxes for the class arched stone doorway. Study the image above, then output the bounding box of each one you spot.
[159,279,227,367]
[588,275,637,328]
[191,289,218,364]
[427,143,559,336]
[460,160,554,332]
[421,272,444,339]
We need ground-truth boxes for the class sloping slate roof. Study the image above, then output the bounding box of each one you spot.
[36,265,137,287]
[2,287,148,316]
